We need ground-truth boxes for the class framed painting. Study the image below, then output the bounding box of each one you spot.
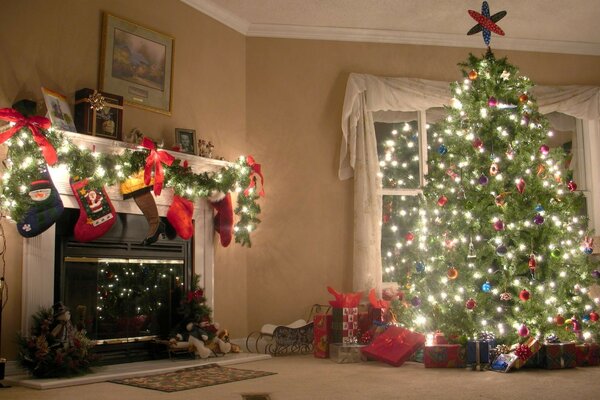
[175,128,196,155]
[99,13,174,115]
[41,87,77,132]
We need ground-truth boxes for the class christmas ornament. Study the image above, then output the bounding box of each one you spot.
[437,195,448,206]
[500,292,512,301]
[534,204,544,212]
[167,195,195,240]
[546,334,560,343]
[582,236,594,254]
[465,298,477,310]
[69,177,116,242]
[533,213,545,225]
[86,90,106,112]
[467,239,477,258]
[528,254,537,275]
[591,270,600,279]
[468,70,478,80]
[472,137,483,149]
[583,314,591,322]
[500,70,510,80]
[516,178,526,194]
[467,1,507,46]
[493,219,504,231]
[571,316,582,333]
[494,193,506,207]
[551,248,562,259]
[411,296,421,307]
[489,162,499,176]
[481,281,491,292]
[121,171,165,246]
[555,314,565,326]
[447,267,459,280]
[496,244,508,256]
[405,232,415,241]
[479,174,489,185]
[590,311,599,322]
[537,164,546,176]
[487,96,498,107]
[16,170,64,238]
[519,289,530,301]
[519,94,529,103]
[209,191,234,247]
[518,324,530,337]
[437,144,448,155]
[539,144,550,155]
[359,330,373,344]
[567,181,577,192]
[415,261,426,273]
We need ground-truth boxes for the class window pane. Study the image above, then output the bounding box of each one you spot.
[374,111,420,189]
[381,194,421,283]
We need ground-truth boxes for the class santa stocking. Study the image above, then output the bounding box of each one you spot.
[69,178,116,242]
[209,192,233,247]
[167,195,194,240]
[17,170,64,238]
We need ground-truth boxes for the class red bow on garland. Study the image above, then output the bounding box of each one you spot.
[141,137,175,196]
[0,108,57,165]
[244,155,265,197]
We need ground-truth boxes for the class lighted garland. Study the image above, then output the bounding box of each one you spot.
[0,124,262,246]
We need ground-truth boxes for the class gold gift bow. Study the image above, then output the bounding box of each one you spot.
[75,92,123,135]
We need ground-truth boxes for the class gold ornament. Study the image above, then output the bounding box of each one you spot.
[87,91,106,112]
[468,70,478,80]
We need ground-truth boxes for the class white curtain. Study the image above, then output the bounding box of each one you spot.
[340,72,600,295]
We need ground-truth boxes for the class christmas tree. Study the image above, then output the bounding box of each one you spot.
[386,49,600,344]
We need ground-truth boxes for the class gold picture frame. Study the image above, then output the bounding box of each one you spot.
[99,13,174,115]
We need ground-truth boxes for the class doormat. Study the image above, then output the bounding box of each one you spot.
[110,363,276,392]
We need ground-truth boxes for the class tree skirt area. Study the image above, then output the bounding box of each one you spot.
[110,363,276,392]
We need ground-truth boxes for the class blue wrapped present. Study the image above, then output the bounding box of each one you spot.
[467,338,497,366]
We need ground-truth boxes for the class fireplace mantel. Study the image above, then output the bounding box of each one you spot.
[21,131,227,334]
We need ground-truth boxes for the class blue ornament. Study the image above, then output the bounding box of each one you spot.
[438,144,448,155]
[496,245,508,256]
[482,281,492,293]
[535,204,544,212]
[416,261,425,273]
[584,247,594,255]
[583,314,591,322]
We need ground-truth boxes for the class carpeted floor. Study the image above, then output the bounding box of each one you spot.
[2,354,600,399]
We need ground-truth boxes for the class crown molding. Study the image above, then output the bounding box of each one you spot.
[180,0,249,34]
[180,1,600,56]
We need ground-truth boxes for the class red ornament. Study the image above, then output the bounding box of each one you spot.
[447,267,459,280]
[519,289,530,301]
[493,219,504,231]
[468,70,478,80]
[488,96,498,107]
[567,181,577,192]
[516,178,526,194]
[518,324,530,338]
[528,255,536,273]
[405,232,415,241]
[465,298,477,310]
[539,144,550,155]
[590,312,599,322]
[437,195,448,207]
[555,314,565,326]
[472,138,484,149]
[519,94,529,103]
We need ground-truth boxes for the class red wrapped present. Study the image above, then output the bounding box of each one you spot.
[575,343,600,367]
[433,331,448,345]
[511,337,542,369]
[361,326,426,367]
[313,314,332,358]
[541,342,576,369]
[328,287,362,343]
[424,344,466,368]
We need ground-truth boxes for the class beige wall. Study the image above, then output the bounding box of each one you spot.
[245,38,600,332]
[0,0,247,359]
[2,0,600,361]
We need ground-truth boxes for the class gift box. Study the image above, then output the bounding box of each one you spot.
[328,286,362,344]
[313,314,332,358]
[361,325,426,367]
[467,339,497,365]
[490,353,519,373]
[424,344,466,368]
[511,337,542,370]
[433,331,448,345]
[540,342,577,369]
[329,343,366,363]
[575,343,600,367]
[75,88,123,140]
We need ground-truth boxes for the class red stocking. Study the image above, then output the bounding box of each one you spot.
[210,192,233,247]
[70,178,116,242]
[167,195,195,240]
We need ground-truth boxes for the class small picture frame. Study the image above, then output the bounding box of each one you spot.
[175,128,196,155]
[41,87,77,132]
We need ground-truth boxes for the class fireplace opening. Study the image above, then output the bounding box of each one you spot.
[54,208,193,364]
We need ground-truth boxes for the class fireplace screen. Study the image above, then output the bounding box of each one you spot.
[62,257,185,343]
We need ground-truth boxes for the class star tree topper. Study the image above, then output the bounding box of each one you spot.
[467,1,507,46]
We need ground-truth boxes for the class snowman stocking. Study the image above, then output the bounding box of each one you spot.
[17,170,64,238]
[69,178,116,242]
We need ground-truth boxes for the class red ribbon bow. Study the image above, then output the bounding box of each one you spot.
[244,155,265,197]
[0,108,57,165]
[141,137,175,196]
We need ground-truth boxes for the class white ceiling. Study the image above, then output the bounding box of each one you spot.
[181,0,600,55]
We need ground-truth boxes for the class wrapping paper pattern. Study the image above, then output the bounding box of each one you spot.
[541,342,577,369]
[361,326,426,367]
[313,314,332,358]
[424,344,466,368]
[575,343,600,367]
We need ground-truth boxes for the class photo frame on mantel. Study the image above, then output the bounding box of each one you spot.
[99,13,174,115]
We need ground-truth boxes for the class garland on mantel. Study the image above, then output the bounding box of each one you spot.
[0,108,263,247]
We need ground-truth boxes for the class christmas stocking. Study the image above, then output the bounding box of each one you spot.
[209,192,233,247]
[17,171,64,238]
[69,178,116,242]
[167,195,195,240]
[133,190,164,246]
